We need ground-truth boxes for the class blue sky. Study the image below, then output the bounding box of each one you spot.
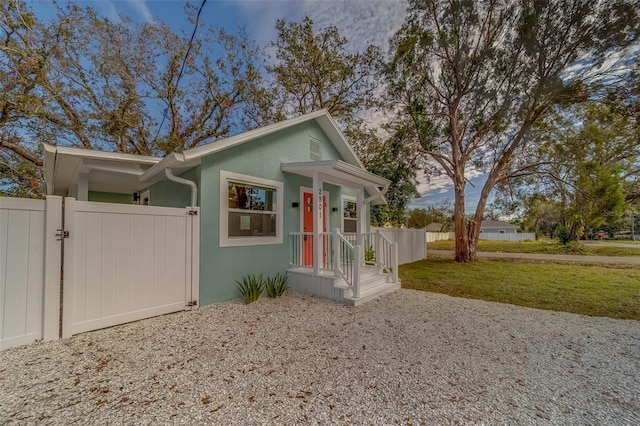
[31,0,486,210]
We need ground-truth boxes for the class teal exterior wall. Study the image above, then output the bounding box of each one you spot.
[197,120,366,305]
[145,167,201,208]
[142,120,373,305]
[88,191,134,204]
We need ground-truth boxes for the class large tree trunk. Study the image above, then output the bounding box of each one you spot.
[454,173,496,262]
[453,173,475,262]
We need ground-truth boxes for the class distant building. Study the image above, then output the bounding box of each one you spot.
[425,222,445,232]
[480,219,518,234]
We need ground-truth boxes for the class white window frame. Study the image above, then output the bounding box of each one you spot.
[341,195,357,233]
[220,170,284,247]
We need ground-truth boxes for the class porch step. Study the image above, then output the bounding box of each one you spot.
[286,266,400,306]
[343,280,401,306]
[339,266,401,306]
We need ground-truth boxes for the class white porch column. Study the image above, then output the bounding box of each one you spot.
[312,171,323,275]
[356,188,364,259]
[76,172,89,201]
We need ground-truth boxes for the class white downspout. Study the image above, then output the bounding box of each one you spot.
[165,168,198,207]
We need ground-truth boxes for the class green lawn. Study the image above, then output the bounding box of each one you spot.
[399,258,640,320]
[427,239,640,256]
[590,240,640,245]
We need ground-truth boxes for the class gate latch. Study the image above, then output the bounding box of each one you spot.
[56,229,70,241]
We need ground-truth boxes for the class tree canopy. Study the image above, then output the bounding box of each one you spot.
[1,1,262,196]
[495,101,637,240]
[385,0,640,260]
[257,16,419,222]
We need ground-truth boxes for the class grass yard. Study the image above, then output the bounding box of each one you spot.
[399,258,640,320]
[427,239,640,256]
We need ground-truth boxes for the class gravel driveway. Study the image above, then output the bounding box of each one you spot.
[1,290,638,425]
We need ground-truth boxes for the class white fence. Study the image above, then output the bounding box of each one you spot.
[479,232,536,241]
[62,199,199,338]
[425,232,455,243]
[372,227,426,265]
[1,196,199,351]
[426,232,536,242]
[1,196,62,350]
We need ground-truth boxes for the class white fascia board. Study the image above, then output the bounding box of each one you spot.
[138,152,183,182]
[333,161,391,186]
[282,160,390,187]
[182,109,330,161]
[138,109,365,183]
[281,160,389,206]
[51,144,159,164]
[314,113,364,169]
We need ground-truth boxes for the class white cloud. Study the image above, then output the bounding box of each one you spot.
[126,0,154,23]
[230,0,407,56]
[75,0,153,23]
[415,167,485,198]
[89,0,121,22]
[299,0,408,54]
[230,0,306,47]
[410,166,490,211]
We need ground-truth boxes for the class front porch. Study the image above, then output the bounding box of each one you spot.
[281,160,398,305]
[287,229,401,306]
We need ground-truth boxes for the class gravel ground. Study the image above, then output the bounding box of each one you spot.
[1,289,639,425]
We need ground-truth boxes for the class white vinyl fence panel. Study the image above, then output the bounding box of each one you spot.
[0,196,62,350]
[426,232,536,243]
[425,232,455,243]
[479,232,536,241]
[372,227,426,265]
[62,199,199,338]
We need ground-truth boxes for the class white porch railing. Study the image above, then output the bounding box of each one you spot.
[289,232,333,270]
[289,229,399,299]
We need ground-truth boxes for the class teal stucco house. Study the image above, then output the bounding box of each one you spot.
[44,110,400,308]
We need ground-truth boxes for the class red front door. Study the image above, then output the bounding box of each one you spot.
[302,192,326,266]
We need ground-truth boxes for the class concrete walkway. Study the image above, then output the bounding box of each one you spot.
[427,250,640,265]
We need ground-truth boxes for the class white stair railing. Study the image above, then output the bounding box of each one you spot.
[357,231,398,278]
[332,228,360,298]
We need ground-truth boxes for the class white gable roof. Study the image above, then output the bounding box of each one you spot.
[43,110,385,200]
[139,109,363,183]
[43,144,159,195]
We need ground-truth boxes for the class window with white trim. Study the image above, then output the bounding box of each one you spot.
[341,195,357,233]
[220,171,283,247]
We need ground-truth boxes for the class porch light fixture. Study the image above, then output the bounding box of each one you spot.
[292,202,300,208]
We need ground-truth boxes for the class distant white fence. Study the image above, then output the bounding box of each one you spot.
[425,232,455,243]
[372,227,426,265]
[479,232,536,241]
[426,231,536,242]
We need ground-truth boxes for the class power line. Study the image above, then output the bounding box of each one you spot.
[152,0,208,150]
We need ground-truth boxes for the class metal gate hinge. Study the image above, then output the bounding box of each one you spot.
[188,210,198,216]
[56,229,69,240]
[186,300,198,307]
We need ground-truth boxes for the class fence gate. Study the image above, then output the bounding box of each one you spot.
[61,198,199,338]
[1,196,200,350]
